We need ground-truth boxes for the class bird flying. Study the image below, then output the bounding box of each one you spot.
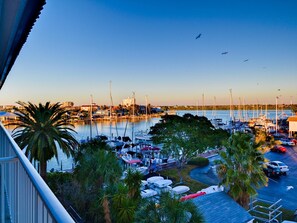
[287,186,294,191]
[221,51,228,55]
[243,59,249,62]
[196,33,202,39]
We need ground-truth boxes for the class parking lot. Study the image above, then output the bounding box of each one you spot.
[258,145,297,210]
[190,145,297,211]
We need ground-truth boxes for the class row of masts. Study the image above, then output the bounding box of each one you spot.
[89,81,151,140]
[197,89,289,123]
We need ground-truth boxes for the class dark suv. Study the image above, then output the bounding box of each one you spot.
[263,164,281,177]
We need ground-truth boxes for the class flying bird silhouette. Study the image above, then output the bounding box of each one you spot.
[196,33,202,39]
[287,186,294,191]
[243,59,249,62]
[221,51,228,55]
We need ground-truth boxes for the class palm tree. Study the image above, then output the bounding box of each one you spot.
[75,149,122,191]
[111,183,138,223]
[124,168,142,200]
[216,132,268,208]
[73,140,123,222]
[135,192,204,223]
[11,101,78,180]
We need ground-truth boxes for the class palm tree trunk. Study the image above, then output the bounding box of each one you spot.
[178,160,183,183]
[40,161,47,181]
[241,194,250,209]
[102,196,112,223]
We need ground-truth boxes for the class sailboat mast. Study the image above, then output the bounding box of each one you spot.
[196,100,199,116]
[132,91,135,143]
[145,95,148,119]
[109,81,118,138]
[243,98,246,122]
[212,96,217,118]
[229,89,234,121]
[291,96,293,116]
[109,81,113,119]
[90,94,93,139]
[202,93,205,117]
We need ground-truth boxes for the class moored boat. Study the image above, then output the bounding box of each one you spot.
[171,185,190,195]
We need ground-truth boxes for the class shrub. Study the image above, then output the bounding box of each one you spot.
[187,157,209,167]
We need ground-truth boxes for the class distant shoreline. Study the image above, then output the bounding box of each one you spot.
[160,104,296,112]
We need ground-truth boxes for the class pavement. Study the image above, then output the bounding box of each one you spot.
[190,145,297,211]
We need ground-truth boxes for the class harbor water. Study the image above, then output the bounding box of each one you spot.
[5,109,293,171]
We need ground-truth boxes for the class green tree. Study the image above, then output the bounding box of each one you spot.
[215,132,268,208]
[124,168,142,200]
[11,101,78,180]
[111,183,138,223]
[108,169,142,223]
[149,114,229,182]
[135,192,204,223]
[74,140,122,222]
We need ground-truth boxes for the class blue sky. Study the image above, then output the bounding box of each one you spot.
[1,0,297,106]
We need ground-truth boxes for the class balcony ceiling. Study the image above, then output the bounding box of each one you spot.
[0,0,45,89]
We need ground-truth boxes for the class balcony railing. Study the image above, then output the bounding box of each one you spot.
[0,123,74,223]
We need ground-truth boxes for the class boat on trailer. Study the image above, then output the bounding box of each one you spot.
[171,185,190,195]
[146,176,164,184]
[141,189,158,198]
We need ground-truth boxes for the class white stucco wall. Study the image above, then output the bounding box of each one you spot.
[289,121,297,132]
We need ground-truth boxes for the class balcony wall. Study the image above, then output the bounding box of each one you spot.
[0,123,74,223]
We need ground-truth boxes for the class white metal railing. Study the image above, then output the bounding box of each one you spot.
[0,123,75,223]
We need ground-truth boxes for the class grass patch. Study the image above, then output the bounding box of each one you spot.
[157,164,208,192]
[187,156,209,167]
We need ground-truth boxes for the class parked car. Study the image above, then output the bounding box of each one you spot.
[266,161,289,175]
[279,138,295,146]
[263,163,281,177]
[288,138,297,145]
[270,145,286,153]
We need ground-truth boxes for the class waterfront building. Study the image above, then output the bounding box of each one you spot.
[80,103,99,112]
[288,115,297,137]
[122,97,136,107]
[61,101,74,108]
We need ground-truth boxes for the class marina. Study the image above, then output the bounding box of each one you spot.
[36,109,293,171]
[3,109,293,172]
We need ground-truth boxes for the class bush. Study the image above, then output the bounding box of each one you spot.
[187,157,209,167]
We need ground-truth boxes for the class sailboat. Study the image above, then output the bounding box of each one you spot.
[135,95,153,143]
[79,94,102,144]
[105,81,125,150]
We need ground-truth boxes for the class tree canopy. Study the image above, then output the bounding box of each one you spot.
[149,114,229,180]
[11,101,78,179]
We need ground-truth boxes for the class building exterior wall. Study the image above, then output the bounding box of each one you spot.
[289,121,297,132]
[122,97,136,107]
